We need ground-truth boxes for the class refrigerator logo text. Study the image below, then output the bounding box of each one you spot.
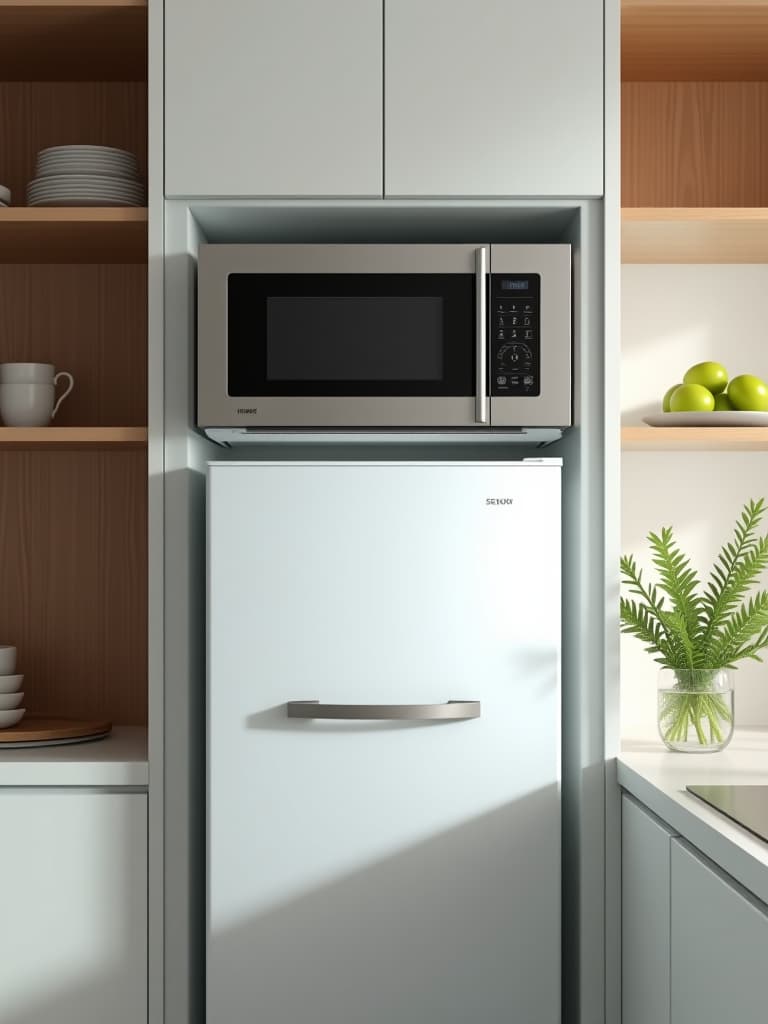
[485,498,515,505]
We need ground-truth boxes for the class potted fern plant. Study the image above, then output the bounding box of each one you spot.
[620,497,768,752]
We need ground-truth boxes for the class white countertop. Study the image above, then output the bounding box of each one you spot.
[618,728,768,905]
[0,726,148,787]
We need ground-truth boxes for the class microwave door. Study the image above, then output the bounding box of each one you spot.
[489,244,572,429]
[197,243,492,429]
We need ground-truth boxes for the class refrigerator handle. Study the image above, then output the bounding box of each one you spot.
[475,246,489,424]
[286,700,481,721]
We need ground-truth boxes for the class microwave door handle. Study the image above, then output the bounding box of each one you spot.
[475,246,489,424]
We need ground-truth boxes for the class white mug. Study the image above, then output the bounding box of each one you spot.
[0,362,56,383]
[0,364,74,426]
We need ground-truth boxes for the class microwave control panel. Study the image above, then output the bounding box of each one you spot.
[490,273,541,397]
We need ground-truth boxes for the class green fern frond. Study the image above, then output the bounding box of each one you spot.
[706,592,768,667]
[620,498,768,671]
[700,499,768,653]
[647,526,704,648]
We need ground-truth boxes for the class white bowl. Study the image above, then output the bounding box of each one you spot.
[0,646,16,674]
[0,708,24,729]
[0,184,10,204]
[0,692,23,710]
[0,674,23,694]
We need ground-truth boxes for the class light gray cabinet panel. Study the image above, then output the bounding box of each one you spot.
[0,791,147,1024]
[622,795,673,1024]
[165,0,382,197]
[384,0,603,197]
[671,839,768,1024]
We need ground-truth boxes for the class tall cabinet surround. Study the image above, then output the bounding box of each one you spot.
[164,0,604,198]
[162,4,616,1024]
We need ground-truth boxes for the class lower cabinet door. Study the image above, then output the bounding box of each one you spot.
[0,790,147,1024]
[622,795,674,1024]
[671,838,768,1024]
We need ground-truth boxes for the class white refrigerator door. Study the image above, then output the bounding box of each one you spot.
[208,461,561,1024]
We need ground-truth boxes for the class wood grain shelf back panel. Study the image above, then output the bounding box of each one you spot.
[622,82,768,207]
[622,3,768,81]
[0,448,147,724]
[0,2,147,81]
[0,264,146,423]
[0,82,147,210]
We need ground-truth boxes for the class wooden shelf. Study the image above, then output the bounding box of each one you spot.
[0,208,147,263]
[0,426,147,447]
[0,1,147,81]
[622,208,768,263]
[622,426,768,451]
[622,1,768,81]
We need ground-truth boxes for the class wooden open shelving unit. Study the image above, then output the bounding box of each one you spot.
[0,0,149,729]
[622,426,768,451]
[621,1,768,451]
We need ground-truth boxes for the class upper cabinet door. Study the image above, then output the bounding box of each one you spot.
[165,0,383,197]
[384,0,603,197]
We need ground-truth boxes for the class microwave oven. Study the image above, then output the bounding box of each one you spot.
[197,243,571,437]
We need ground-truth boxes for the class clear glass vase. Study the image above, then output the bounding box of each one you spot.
[657,668,735,753]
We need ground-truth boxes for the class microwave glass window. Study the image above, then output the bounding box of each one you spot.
[265,297,443,381]
[227,273,474,397]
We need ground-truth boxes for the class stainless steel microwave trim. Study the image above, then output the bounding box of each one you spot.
[197,242,572,430]
[286,699,481,721]
[203,427,564,445]
[475,246,488,424]
[490,243,572,428]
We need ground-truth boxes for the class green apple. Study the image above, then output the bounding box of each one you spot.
[727,374,768,412]
[669,384,715,413]
[662,384,683,412]
[683,361,728,395]
[713,392,734,411]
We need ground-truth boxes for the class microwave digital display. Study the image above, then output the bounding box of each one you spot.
[500,279,530,291]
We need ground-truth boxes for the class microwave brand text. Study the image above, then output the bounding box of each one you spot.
[486,498,515,505]
[237,407,259,414]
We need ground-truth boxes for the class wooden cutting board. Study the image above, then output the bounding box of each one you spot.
[0,715,112,745]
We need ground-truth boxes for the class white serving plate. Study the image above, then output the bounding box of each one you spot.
[0,692,23,710]
[38,144,137,160]
[36,165,139,180]
[37,155,137,169]
[28,189,144,201]
[28,174,143,189]
[0,708,25,728]
[28,197,143,207]
[28,186,144,199]
[644,411,768,427]
[0,674,23,694]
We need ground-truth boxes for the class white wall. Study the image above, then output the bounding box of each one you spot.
[621,265,768,741]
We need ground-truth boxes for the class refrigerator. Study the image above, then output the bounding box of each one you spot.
[207,459,562,1023]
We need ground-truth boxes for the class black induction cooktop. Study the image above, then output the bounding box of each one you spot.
[686,785,768,845]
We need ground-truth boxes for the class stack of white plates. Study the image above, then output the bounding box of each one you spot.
[26,145,144,207]
[0,184,10,208]
[0,647,24,729]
